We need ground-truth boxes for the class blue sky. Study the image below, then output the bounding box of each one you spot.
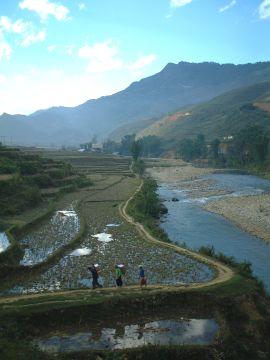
[0,0,269,115]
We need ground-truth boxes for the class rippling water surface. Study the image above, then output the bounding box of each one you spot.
[158,173,270,292]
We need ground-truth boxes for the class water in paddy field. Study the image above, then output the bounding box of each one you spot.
[0,232,10,253]
[19,206,80,266]
[158,173,270,292]
[34,318,219,352]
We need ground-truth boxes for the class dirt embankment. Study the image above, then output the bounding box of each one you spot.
[147,164,215,183]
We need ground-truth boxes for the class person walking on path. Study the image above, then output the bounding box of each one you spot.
[138,265,147,288]
[88,264,102,289]
[115,264,124,287]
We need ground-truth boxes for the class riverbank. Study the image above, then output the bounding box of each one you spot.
[147,161,270,245]
[147,164,215,183]
[203,194,270,244]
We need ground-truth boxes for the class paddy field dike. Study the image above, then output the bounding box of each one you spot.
[0,150,270,360]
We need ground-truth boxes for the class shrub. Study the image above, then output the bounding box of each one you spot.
[0,158,18,174]
[19,161,39,175]
[25,174,55,188]
[198,245,216,257]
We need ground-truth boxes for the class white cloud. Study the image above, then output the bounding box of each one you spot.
[78,41,124,73]
[219,0,236,13]
[0,41,12,60]
[170,0,192,8]
[12,19,30,33]
[0,16,12,32]
[127,54,156,71]
[165,14,173,19]
[79,3,86,10]
[0,16,31,34]
[259,0,270,19]
[19,0,70,21]
[21,30,46,47]
[0,16,46,48]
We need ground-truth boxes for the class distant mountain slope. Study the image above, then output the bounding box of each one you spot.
[2,61,270,146]
[135,81,270,144]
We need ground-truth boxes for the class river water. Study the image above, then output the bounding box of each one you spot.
[158,173,270,292]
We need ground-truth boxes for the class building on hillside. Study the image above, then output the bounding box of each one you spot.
[219,136,234,156]
[91,143,103,153]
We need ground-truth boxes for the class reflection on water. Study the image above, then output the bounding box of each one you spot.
[92,232,113,243]
[35,318,218,352]
[19,205,80,266]
[0,232,10,253]
[69,248,91,256]
[159,173,270,292]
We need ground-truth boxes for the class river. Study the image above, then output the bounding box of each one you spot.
[158,173,270,292]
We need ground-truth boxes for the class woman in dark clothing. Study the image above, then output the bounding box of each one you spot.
[115,265,123,287]
[88,264,102,289]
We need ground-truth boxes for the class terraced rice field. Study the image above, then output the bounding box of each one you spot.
[19,205,80,266]
[1,153,214,295]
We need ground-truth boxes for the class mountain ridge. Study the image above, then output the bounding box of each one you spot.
[133,80,270,145]
[1,61,270,146]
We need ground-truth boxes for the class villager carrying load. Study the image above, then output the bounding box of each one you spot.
[115,264,125,287]
[88,263,102,289]
[138,265,147,288]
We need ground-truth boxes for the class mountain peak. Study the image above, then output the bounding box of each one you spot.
[1,61,270,146]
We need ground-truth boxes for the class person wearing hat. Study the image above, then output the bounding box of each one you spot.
[88,263,102,289]
[138,265,147,288]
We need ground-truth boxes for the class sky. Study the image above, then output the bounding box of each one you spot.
[0,0,270,115]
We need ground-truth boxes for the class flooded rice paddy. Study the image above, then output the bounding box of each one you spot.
[0,232,10,253]
[3,199,214,295]
[19,205,80,266]
[34,318,219,352]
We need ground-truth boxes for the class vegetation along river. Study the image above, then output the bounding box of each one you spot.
[158,173,270,292]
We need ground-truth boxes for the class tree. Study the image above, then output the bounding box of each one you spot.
[140,136,162,157]
[194,134,207,158]
[177,138,195,161]
[210,139,220,160]
[119,134,135,155]
[232,125,269,165]
[130,140,142,161]
[103,140,119,154]
[132,159,145,175]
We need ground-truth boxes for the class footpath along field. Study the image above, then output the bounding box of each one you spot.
[1,152,270,360]
[0,152,220,296]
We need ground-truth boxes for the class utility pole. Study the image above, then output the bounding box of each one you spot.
[0,136,6,145]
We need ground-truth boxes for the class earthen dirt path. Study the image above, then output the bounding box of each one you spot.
[119,179,234,290]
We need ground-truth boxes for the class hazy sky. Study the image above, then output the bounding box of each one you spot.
[0,0,269,115]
